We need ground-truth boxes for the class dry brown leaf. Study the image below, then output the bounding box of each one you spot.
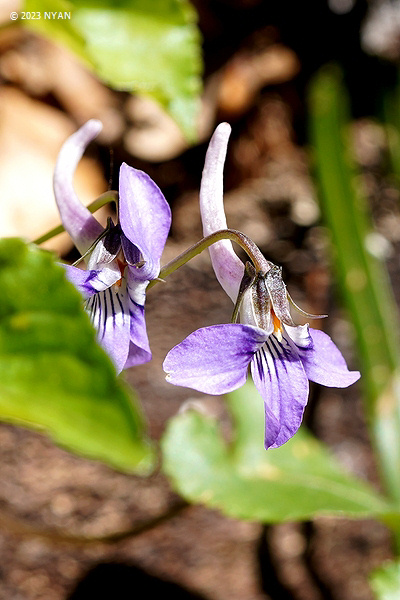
[0,87,109,254]
[0,32,125,144]
[217,44,300,116]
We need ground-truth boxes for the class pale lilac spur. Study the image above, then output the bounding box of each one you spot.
[54,119,171,372]
[163,123,360,449]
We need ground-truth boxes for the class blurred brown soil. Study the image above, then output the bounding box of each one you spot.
[0,8,399,600]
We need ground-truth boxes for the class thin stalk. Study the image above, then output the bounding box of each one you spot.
[33,191,118,245]
[148,228,272,290]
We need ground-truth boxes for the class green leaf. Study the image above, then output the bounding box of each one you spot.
[22,0,202,139]
[370,560,400,600]
[0,239,154,474]
[161,380,394,522]
[308,65,400,505]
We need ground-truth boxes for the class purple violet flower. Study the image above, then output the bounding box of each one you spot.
[163,123,360,449]
[54,119,171,373]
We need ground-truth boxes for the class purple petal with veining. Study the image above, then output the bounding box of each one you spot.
[251,336,309,449]
[85,283,131,373]
[63,264,120,299]
[284,324,313,348]
[164,323,267,395]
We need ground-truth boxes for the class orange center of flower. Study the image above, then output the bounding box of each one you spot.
[115,257,127,287]
[271,308,283,341]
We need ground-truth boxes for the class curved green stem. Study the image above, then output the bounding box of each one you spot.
[33,191,118,245]
[148,228,272,290]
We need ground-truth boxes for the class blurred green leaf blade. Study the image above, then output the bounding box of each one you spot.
[308,65,400,504]
[23,0,203,139]
[161,381,393,522]
[0,238,154,474]
[370,560,400,600]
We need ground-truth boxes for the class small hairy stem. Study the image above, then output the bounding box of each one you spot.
[33,191,118,245]
[149,229,272,290]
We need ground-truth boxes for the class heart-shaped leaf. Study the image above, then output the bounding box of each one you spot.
[0,239,154,474]
[162,380,394,521]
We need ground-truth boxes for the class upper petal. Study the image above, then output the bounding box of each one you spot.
[118,163,171,281]
[164,323,267,395]
[295,328,361,388]
[53,120,105,254]
[251,336,309,449]
[200,123,244,303]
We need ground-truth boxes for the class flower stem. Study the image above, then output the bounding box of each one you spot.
[148,228,272,290]
[33,191,118,245]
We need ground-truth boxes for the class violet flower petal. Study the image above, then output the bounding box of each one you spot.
[296,328,361,387]
[284,324,313,348]
[64,265,152,370]
[124,269,152,367]
[118,163,171,281]
[251,336,309,449]
[123,304,152,367]
[164,324,267,395]
[124,342,152,368]
[85,283,131,372]
[53,120,104,255]
[200,123,244,303]
[63,264,120,299]
[120,234,141,266]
